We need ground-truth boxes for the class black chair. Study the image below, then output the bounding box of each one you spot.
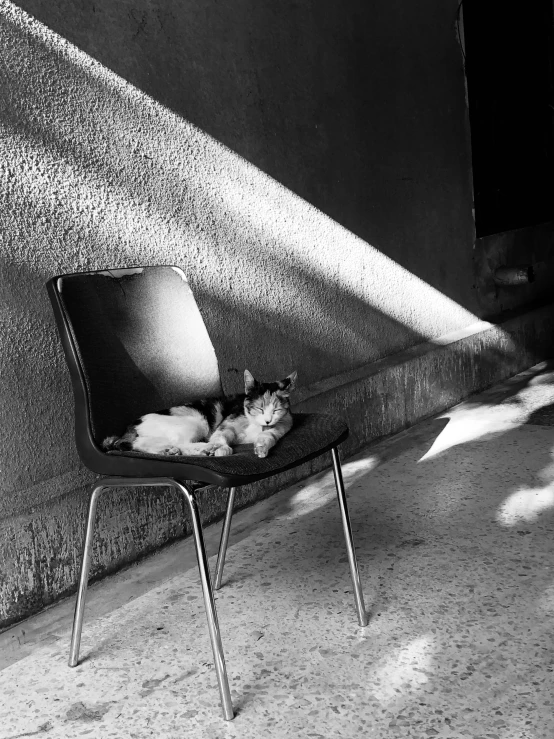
[46,265,368,721]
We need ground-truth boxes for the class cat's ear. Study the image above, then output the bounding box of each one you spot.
[244,369,257,394]
[279,370,297,394]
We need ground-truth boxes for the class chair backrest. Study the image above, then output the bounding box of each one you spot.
[47,266,223,450]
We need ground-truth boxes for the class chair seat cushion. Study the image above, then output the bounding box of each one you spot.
[106,413,348,485]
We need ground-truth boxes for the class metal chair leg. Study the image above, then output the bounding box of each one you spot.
[330,447,369,627]
[69,483,105,667]
[172,481,234,721]
[214,487,236,590]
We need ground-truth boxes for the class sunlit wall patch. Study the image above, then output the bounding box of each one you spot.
[2,3,482,348]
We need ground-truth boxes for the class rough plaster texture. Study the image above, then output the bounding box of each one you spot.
[12,0,478,311]
[0,1,552,626]
[0,0,479,512]
[474,222,554,317]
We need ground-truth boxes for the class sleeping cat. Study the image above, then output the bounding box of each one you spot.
[102,370,297,458]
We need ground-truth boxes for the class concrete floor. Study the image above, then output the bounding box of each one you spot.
[1,362,554,739]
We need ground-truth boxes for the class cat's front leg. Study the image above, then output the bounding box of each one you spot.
[254,432,277,458]
[208,426,237,457]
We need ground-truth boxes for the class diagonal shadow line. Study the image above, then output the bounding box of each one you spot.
[0,115,432,388]
[9,0,477,313]
[0,49,476,347]
[0,6,479,367]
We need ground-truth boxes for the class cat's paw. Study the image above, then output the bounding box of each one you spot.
[214,444,233,457]
[162,446,182,456]
[188,442,214,456]
[254,439,271,458]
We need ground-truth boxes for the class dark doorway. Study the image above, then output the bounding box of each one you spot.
[462,1,554,237]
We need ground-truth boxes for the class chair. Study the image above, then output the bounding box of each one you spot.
[46,265,368,721]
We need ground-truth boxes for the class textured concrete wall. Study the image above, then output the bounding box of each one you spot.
[10,0,479,312]
[0,0,540,626]
[473,223,554,317]
[0,0,478,513]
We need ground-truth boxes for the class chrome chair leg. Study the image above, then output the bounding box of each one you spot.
[330,447,369,627]
[69,483,105,667]
[173,481,234,721]
[214,487,236,590]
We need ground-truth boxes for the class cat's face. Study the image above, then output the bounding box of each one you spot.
[243,370,297,428]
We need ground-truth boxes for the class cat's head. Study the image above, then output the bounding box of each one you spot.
[243,369,297,428]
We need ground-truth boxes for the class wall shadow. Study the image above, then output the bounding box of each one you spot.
[10,0,478,313]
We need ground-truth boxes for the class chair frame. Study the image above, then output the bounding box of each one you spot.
[68,448,367,721]
[47,268,368,721]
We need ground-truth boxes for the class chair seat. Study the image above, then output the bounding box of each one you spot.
[105,413,348,487]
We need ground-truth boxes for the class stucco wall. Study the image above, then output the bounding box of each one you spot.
[0,0,480,516]
[474,223,554,317]
[10,0,479,310]
[0,0,506,625]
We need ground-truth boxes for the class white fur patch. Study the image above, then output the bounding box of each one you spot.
[237,415,265,443]
[134,408,209,454]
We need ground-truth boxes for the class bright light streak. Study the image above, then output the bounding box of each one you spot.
[496,484,554,526]
[369,635,434,704]
[419,405,521,462]
[2,1,483,352]
[287,455,379,517]
[536,583,554,615]
[420,373,554,462]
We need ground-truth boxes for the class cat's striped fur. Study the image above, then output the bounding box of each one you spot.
[102,370,297,458]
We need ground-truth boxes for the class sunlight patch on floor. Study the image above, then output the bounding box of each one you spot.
[496,483,554,526]
[419,406,523,462]
[536,582,554,615]
[369,635,435,704]
[287,455,379,516]
[420,376,554,463]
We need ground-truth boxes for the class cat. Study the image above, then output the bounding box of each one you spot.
[102,370,297,458]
